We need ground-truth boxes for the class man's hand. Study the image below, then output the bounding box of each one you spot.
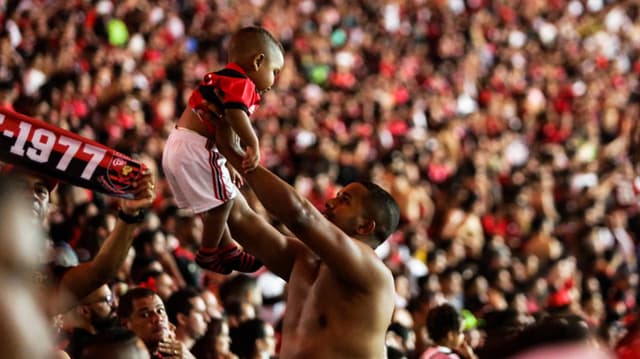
[226,162,245,188]
[158,340,194,359]
[119,171,156,215]
[242,146,260,172]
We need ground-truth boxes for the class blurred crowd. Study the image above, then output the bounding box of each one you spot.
[2,0,640,357]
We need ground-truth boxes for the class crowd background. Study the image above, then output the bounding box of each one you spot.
[2,0,640,357]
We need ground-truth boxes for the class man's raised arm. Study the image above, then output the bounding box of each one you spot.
[56,172,155,313]
[214,120,389,291]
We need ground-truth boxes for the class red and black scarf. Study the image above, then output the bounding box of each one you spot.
[0,108,146,199]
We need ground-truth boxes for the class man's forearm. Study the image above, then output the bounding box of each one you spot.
[243,167,309,229]
[92,220,137,278]
[60,219,136,306]
[216,119,307,227]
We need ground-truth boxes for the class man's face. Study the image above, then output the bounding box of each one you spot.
[155,273,177,302]
[214,321,231,355]
[186,296,209,340]
[201,290,222,319]
[249,46,284,93]
[16,173,50,222]
[125,295,171,347]
[82,285,117,331]
[323,183,368,236]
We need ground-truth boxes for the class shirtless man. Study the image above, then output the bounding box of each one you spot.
[203,110,401,358]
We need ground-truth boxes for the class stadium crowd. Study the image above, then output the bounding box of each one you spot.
[1,0,640,357]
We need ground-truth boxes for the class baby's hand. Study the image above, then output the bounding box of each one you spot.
[242,146,260,172]
[225,162,244,187]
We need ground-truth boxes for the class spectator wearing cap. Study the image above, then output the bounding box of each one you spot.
[64,284,118,358]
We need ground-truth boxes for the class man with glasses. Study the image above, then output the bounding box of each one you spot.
[64,284,118,358]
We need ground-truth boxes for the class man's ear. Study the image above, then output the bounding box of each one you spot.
[357,218,376,236]
[252,53,265,71]
[77,305,90,319]
[176,312,188,327]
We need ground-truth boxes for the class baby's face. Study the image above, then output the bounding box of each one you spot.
[250,47,284,93]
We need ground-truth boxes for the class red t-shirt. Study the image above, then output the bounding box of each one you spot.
[189,62,261,116]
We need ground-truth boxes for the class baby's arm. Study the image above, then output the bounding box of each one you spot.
[225,108,260,171]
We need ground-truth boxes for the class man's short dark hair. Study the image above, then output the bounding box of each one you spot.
[166,288,200,325]
[132,229,160,254]
[117,287,156,320]
[357,181,400,244]
[427,303,461,343]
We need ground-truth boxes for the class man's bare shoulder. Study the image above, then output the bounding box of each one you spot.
[352,240,395,290]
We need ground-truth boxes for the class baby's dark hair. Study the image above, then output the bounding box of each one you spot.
[229,26,284,57]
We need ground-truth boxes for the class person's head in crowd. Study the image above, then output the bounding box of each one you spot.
[72,284,118,333]
[440,268,464,298]
[386,322,416,356]
[426,249,448,275]
[418,273,444,297]
[581,291,606,328]
[75,212,113,261]
[117,288,172,352]
[191,317,234,359]
[4,164,58,223]
[426,303,464,349]
[407,289,446,324]
[166,288,209,349]
[464,274,489,314]
[136,270,178,302]
[130,256,164,283]
[201,288,223,320]
[323,181,400,248]
[228,26,285,94]
[230,318,276,359]
[509,314,612,358]
[479,308,534,357]
[0,174,54,358]
[219,274,262,308]
[133,229,167,259]
[80,328,150,359]
[224,299,257,328]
